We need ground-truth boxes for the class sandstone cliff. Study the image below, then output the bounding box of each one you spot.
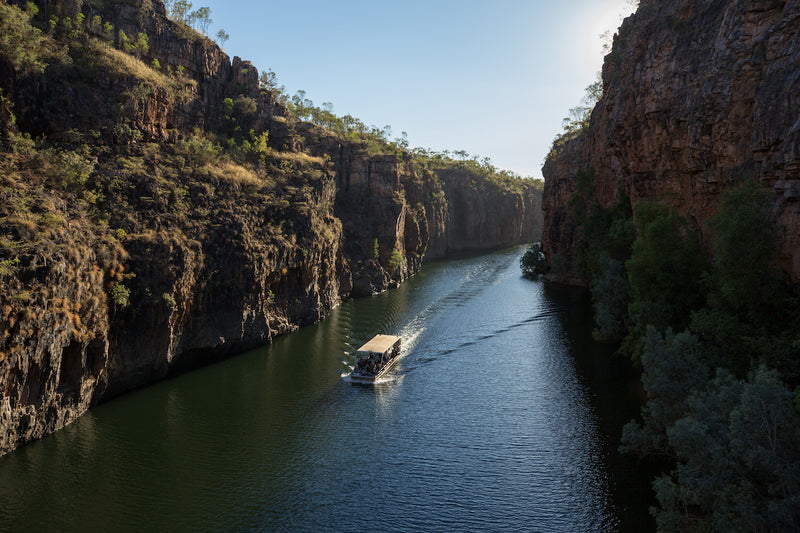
[0,0,542,454]
[542,0,800,283]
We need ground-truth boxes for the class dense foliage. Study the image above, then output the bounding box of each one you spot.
[566,168,636,341]
[520,242,548,279]
[562,170,800,531]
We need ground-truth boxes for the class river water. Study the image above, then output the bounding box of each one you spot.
[0,247,654,532]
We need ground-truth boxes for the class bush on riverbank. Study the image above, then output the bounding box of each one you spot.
[520,242,548,279]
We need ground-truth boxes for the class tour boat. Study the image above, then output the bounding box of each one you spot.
[349,334,401,383]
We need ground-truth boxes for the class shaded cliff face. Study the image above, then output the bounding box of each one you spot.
[0,0,542,454]
[541,132,586,284]
[425,166,542,260]
[542,0,800,282]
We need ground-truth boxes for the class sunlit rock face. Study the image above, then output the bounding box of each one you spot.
[0,0,542,455]
[542,0,800,282]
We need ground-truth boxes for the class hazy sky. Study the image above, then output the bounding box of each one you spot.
[198,0,636,179]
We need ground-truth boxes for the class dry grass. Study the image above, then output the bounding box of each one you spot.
[4,212,39,234]
[273,151,325,167]
[89,39,175,92]
[204,161,263,190]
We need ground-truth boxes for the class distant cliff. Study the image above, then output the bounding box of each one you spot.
[0,0,542,454]
[542,0,800,283]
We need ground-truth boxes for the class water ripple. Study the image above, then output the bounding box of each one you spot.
[0,247,642,532]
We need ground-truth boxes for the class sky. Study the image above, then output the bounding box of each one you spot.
[197,0,637,179]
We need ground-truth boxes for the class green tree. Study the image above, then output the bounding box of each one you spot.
[134,32,149,58]
[568,170,635,282]
[222,97,234,118]
[216,28,229,48]
[259,68,278,90]
[190,6,212,34]
[389,248,403,273]
[118,30,134,54]
[520,242,548,279]
[652,366,800,532]
[710,181,783,321]
[592,255,630,342]
[0,2,52,74]
[621,327,710,455]
[625,202,708,345]
[90,15,102,34]
[561,72,603,133]
[690,181,800,378]
[169,0,193,23]
[248,130,270,163]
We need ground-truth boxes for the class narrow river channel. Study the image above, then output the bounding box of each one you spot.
[0,246,654,531]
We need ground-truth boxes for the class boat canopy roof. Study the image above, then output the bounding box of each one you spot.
[357,334,401,354]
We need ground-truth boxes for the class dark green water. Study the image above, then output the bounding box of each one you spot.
[0,247,654,531]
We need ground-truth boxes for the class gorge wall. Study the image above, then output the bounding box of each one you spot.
[542,0,800,283]
[0,0,542,454]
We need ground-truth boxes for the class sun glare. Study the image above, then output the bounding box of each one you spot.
[580,0,639,72]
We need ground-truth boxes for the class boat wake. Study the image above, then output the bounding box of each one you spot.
[343,248,558,381]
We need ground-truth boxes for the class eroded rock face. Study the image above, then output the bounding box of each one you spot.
[0,218,122,453]
[542,0,800,282]
[0,0,543,455]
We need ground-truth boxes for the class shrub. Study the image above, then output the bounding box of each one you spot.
[520,242,548,279]
[0,257,20,277]
[161,293,176,308]
[110,282,130,307]
[59,150,96,191]
[389,248,403,272]
[177,131,221,165]
[112,123,142,144]
[233,95,257,116]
